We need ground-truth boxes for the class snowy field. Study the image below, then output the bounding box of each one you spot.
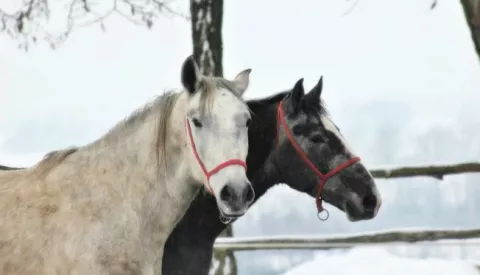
[283,247,480,275]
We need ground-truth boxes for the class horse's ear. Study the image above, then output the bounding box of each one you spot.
[309,76,323,99]
[181,55,201,94]
[302,76,323,105]
[231,68,252,96]
[285,78,305,112]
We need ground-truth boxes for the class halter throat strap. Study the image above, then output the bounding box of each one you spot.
[276,100,360,219]
[185,118,247,194]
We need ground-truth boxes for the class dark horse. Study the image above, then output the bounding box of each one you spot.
[0,77,382,275]
[161,77,382,275]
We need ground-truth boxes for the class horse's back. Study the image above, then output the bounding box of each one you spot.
[0,170,54,273]
[0,165,152,275]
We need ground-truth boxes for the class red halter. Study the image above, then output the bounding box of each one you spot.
[185,118,248,194]
[276,100,361,220]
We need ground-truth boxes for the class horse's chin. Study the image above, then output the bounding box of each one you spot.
[217,210,234,225]
[217,205,246,224]
[218,207,245,218]
[220,211,244,219]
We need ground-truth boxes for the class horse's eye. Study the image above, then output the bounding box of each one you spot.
[246,118,251,127]
[192,118,203,128]
[310,135,323,143]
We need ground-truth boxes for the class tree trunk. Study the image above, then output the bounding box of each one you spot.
[460,0,480,61]
[189,0,237,275]
[190,0,224,77]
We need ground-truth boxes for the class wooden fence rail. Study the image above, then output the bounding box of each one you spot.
[2,161,480,180]
[0,165,20,170]
[368,162,480,180]
[214,228,480,251]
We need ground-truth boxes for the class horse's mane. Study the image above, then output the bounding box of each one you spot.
[31,147,78,178]
[247,91,290,109]
[197,75,248,113]
[24,75,245,178]
[247,88,328,117]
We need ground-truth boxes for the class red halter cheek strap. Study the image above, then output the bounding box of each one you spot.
[185,118,247,194]
[276,100,361,220]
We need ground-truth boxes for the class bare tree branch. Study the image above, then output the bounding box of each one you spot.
[0,0,50,50]
[340,0,361,17]
[0,0,188,50]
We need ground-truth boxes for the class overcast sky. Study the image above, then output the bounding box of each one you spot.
[1,0,479,171]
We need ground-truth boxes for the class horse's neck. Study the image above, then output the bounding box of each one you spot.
[140,93,202,217]
[246,101,282,201]
[154,93,203,220]
[57,92,199,230]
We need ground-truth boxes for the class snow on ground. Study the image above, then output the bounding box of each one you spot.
[283,247,480,275]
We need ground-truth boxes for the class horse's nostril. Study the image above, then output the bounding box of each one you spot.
[244,185,254,203]
[220,185,233,202]
[362,194,377,211]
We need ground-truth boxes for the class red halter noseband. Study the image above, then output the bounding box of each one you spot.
[276,100,361,220]
[185,118,247,194]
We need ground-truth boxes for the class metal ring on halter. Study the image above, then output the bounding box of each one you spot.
[317,208,329,221]
[219,215,233,224]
